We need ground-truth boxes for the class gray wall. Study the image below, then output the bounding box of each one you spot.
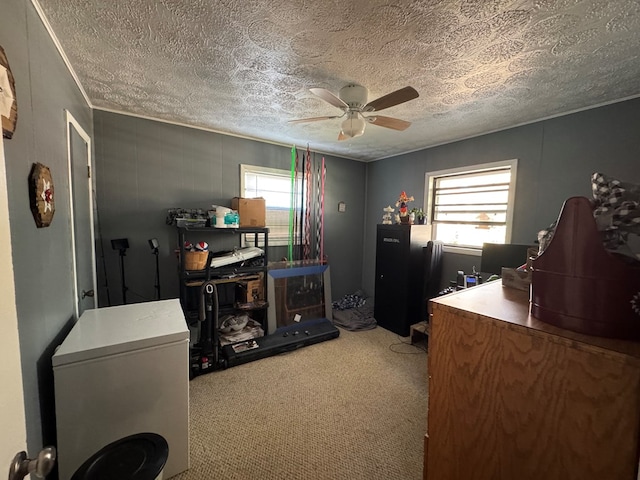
[1,0,93,453]
[364,98,640,297]
[93,110,367,306]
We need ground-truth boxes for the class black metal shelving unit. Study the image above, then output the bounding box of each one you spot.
[177,227,269,305]
[176,226,269,374]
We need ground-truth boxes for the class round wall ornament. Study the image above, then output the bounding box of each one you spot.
[29,162,55,228]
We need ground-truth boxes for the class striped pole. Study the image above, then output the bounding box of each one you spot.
[288,145,296,261]
[320,157,326,263]
[304,149,312,260]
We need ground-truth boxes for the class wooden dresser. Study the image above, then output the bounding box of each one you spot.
[425,281,640,480]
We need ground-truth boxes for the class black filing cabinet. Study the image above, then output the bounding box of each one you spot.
[374,224,431,336]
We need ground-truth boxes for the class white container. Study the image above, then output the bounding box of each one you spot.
[53,300,190,480]
[213,206,231,228]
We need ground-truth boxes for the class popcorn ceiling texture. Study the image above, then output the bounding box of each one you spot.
[38,0,640,161]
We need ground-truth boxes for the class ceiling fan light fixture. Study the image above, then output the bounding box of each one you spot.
[292,85,418,140]
[341,112,366,138]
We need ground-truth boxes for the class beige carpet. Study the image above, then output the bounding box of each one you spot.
[171,326,428,480]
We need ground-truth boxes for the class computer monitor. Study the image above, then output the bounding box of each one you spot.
[266,261,332,334]
[480,243,532,276]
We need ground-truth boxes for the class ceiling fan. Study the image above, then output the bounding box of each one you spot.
[289,85,419,140]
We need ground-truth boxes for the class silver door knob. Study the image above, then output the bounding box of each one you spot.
[8,446,56,480]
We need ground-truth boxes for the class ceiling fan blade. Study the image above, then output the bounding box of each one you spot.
[364,86,419,112]
[310,87,349,110]
[367,115,412,131]
[288,115,341,124]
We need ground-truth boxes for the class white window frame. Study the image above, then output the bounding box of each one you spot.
[424,159,518,256]
[240,164,304,247]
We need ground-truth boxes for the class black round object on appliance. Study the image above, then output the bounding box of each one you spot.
[71,433,168,480]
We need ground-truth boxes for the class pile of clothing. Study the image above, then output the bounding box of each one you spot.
[331,291,376,331]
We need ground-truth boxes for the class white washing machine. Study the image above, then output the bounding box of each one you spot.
[53,299,190,480]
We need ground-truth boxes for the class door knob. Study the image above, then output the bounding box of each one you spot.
[8,446,56,480]
[81,289,94,298]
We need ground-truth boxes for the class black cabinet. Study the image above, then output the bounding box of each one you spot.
[374,224,431,336]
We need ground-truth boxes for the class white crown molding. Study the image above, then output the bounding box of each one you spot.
[30,0,92,109]
[373,93,640,162]
[93,106,366,163]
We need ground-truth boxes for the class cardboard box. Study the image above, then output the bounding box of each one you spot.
[235,276,264,303]
[501,267,532,292]
[231,197,266,227]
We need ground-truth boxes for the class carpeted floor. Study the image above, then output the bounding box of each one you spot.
[171,326,428,480]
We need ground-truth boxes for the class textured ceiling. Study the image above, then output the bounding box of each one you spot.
[37,0,640,161]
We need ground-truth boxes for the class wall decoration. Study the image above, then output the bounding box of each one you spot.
[29,163,55,228]
[0,45,18,139]
[395,191,414,223]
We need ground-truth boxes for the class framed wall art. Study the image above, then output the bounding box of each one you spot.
[0,44,18,139]
[29,162,55,228]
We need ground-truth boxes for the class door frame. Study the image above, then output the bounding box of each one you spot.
[65,111,97,318]
[0,131,28,463]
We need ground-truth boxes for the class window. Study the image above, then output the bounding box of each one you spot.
[240,164,304,246]
[425,160,517,252]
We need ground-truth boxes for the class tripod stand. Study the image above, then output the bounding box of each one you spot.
[111,238,129,305]
[149,238,161,300]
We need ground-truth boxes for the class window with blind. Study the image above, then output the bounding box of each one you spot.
[425,160,517,251]
[240,164,303,246]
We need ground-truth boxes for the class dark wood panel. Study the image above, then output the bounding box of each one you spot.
[498,319,640,479]
[433,281,640,361]
[426,283,640,480]
[427,309,502,478]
